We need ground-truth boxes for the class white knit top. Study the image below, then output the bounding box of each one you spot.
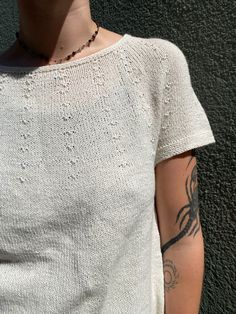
[0,33,216,313]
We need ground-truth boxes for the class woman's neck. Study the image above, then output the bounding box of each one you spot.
[15,0,98,62]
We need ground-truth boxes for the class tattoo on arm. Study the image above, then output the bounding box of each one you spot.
[163,258,180,292]
[161,154,201,255]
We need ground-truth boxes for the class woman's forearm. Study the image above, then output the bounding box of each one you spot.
[162,235,205,314]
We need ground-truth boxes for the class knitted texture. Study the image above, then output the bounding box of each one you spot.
[0,33,215,313]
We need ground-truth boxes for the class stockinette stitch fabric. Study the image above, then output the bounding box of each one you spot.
[0,33,215,313]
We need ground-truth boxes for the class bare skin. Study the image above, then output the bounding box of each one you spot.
[0,0,123,67]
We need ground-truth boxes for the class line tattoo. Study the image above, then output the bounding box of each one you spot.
[161,157,200,255]
[163,258,180,292]
[186,149,195,169]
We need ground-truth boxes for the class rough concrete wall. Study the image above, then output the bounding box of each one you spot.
[0,1,235,313]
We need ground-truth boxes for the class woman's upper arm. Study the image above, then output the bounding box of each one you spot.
[154,149,202,254]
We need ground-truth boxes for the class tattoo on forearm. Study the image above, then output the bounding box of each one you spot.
[161,156,200,255]
[163,258,180,292]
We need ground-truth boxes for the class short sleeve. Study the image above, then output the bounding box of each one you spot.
[155,40,216,165]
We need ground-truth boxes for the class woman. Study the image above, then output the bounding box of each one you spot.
[0,0,216,313]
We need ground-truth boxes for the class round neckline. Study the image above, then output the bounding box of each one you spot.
[0,33,131,74]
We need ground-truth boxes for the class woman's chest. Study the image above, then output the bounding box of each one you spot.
[0,84,158,224]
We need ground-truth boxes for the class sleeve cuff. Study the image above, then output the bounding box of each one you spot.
[155,130,216,165]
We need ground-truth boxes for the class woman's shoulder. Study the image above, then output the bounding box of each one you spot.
[129,34,188,65]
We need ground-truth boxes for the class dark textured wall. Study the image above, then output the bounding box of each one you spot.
[0,1,235,313]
